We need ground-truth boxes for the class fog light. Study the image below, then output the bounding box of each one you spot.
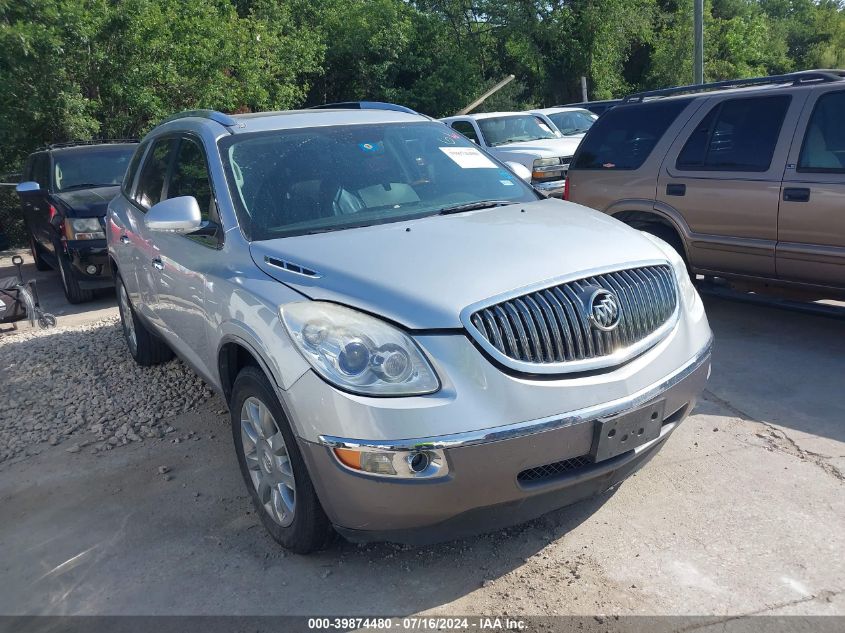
[407,451,430,473]
[330,444,448,478]
[86,265,98,275]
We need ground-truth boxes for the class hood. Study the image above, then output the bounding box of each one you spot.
[55,186,120,217]
[491,137,582,158]
[249,199,668,330]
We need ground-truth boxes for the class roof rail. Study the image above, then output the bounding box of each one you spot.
[309,101,420,115]
[623,69,845,103]
[157,109,241,129]
[38,139,139,151]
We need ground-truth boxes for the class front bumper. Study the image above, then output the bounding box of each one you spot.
[533,178,567,197]
[299,339,712,544]
[64,238,113,289]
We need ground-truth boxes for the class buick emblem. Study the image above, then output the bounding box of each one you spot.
[588,288,621,331]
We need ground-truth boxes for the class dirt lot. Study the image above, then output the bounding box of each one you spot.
[0,252,843,617]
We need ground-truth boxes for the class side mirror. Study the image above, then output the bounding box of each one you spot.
[505,161,532,182]
[16,181,40,193]
[145,196,202,233]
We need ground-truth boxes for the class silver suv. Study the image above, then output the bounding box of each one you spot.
[107,105,713,553]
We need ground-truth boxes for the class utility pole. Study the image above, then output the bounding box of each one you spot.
[457,75,515,115]
[580,76,588,102]
[693,0,704,84]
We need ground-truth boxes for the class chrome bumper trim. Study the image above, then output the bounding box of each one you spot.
[318,336,713,452]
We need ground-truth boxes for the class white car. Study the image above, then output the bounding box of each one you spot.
[441,112,582,197]
[531,106,598,139]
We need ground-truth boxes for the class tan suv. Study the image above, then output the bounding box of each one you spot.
[567,70,845,298]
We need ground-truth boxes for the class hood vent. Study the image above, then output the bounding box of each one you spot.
[264,256,320,278]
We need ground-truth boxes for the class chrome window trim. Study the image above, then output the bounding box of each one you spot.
[460,259,679,374]
[318,336,712,452]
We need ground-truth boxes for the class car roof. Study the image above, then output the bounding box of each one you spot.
[532,107,594,115]
[621,69,845,105]
[154,108,431,137]
[48,142,138,155]
[441,112,538,122]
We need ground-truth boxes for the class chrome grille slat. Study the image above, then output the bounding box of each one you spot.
[543,290,575,361]
[467,265,678,372]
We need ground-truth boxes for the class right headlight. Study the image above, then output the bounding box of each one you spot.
[280,301,440,397]
[64,217,105,240]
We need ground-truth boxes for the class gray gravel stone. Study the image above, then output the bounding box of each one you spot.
[0,317,212,463]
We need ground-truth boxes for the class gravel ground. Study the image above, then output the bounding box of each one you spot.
[0,316,214,463]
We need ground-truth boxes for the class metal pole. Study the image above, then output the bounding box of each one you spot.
[693,0,704,84]
[456,75,516,115]
[580,76,588,102]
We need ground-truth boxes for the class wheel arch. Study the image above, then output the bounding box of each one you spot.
[605,201,692,262]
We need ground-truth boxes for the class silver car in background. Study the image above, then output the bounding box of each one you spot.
[107,104,712,553]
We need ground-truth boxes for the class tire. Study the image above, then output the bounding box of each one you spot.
[639,223,691,276]
[29,234,50,271]
[231,366,332,554]
[55,245,94,303]
[115,272,173,366]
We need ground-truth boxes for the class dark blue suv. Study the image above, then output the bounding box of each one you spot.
[16,140,137,303]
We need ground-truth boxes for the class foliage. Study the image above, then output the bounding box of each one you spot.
[2,0,845,245]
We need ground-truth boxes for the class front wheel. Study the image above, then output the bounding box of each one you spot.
[29,234,50,271]
[231,366,332,554]
[56,246,94,303]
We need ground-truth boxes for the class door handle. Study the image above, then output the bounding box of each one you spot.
[120,235,130,245]
[151,258,164,271]
[666,183,686,196]
[783,187,810,202]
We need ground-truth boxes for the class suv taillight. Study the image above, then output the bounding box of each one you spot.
[563,177,570,201]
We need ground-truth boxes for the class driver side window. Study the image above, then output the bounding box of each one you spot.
[165,137,221,247]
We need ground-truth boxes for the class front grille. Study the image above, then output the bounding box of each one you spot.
[517,455,592,483]
[467,264,677,371]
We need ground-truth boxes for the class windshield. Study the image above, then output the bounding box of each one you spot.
[547,110,597,136]
[477,116,558,147]
[219,122,539,241]
[53,145,137,191]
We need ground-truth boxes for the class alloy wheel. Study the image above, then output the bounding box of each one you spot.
[240,396,296,527]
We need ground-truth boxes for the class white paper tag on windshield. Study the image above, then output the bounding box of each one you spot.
[439,146,497,169]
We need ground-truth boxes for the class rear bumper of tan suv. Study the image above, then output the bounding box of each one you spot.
[299,339,712,545]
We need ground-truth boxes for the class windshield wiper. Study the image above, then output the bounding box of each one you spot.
[437,200,513,216]
[60,183,112,190]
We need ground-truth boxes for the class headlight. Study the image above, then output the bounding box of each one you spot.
[532,157,565,182]
[65,217,105,240]
[280,301,440,396]
[640,231,701,311]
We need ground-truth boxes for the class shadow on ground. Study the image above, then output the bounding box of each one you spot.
[701,294,845,445]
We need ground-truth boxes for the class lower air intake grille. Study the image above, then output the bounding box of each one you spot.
[517,455,592,483]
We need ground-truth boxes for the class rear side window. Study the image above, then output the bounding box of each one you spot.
[572,100,690,170]
[676,95,790,172]
[798,90,845,173]
[135,138,177,209]
[450,121,479,144]
[122,142,147,197]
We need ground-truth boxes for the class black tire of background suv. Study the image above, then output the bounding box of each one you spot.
[115,272,173,366]
[639,223,692,277]
[53,239,95,303]
[29,233,51,271]
[230,366,333,554]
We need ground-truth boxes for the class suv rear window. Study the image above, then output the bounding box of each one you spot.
[676,95,790,172]
[572,100,690,170]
